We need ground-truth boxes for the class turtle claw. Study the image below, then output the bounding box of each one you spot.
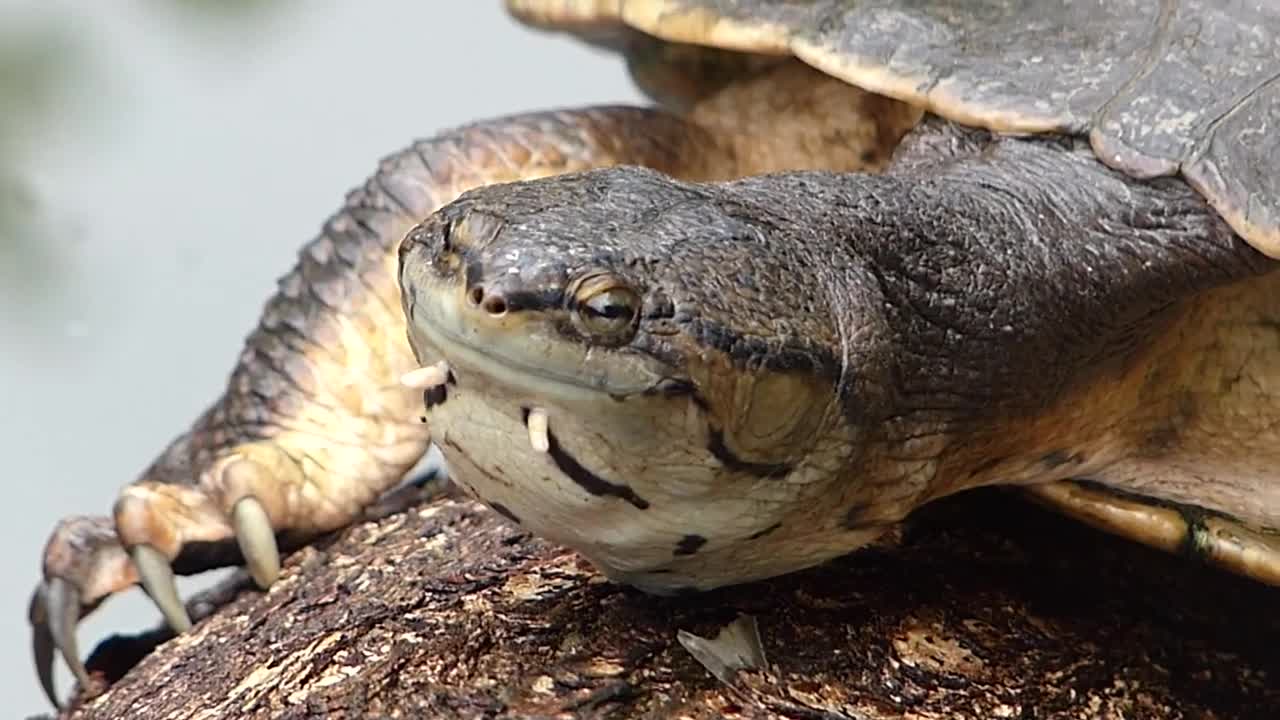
[29,439,415,707]
[44,578,91,695]
[231,497,281,589]
[31,515,140,707]
[29,578,88,709]
[130,545,192,634]
[30,587,59,708]
[30,493,280,707]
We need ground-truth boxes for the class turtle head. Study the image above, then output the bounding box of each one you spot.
[397,171,681,405]
[397,166,876,593]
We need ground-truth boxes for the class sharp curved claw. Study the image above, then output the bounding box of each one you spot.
[32,515,138,708]
[232,496,280,589]
[46,577,91,699]
[29,577,90,709]
[31,604,59,708]
[30,585,59,708]
[130,544,192,633]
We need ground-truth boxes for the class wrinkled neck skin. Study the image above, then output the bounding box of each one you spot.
[402,120,1279,594]
[835,124,1280,528]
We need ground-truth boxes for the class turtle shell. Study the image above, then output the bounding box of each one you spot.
[509,0,1280,258]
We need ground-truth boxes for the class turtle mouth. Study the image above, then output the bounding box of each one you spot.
[404,278,673,402]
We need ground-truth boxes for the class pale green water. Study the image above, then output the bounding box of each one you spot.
[0,2,643,713]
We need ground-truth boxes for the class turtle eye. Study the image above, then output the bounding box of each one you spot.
[438,218,453,253]
[572,281,641,342]
[430,222,461,273]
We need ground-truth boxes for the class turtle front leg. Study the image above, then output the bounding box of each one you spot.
[29,62,921,709]
[29,457,447,706]
[28,109,705,709]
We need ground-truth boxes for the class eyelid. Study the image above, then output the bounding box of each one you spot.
[568,270,626,300]
[584,290,636,317]
[567,272,642,343]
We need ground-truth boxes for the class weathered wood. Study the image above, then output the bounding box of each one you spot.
[52,487,1280,719]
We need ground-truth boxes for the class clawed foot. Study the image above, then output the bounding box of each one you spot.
[28,491,283,709]
[29,516,132,707]
[29,446,328,708]
[28,444,448,709]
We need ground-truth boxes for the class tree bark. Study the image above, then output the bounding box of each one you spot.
[49,486,1280,720]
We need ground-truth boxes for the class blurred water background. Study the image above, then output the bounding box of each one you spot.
[0,1,643,713]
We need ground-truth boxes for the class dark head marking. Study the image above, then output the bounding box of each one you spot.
[527,411,651,510]
[424,385,448,409]
[707,429,792,479]
[674,534,708,557]
[746,522,782,541]
[488,502,521,525]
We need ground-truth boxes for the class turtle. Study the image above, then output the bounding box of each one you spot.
[29,0,1280,709]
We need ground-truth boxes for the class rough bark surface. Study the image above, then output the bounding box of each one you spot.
[45,486,1280,720]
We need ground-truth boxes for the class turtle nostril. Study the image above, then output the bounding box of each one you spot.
[467,285,508,316]
[482,296,508,316]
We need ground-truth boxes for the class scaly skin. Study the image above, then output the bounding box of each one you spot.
[36,0,1278,709]
[398,119,1280,595]
[509,0,1280,256]
[30,62,919,708]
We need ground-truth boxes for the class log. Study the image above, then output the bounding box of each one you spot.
[50,486,1280,719]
